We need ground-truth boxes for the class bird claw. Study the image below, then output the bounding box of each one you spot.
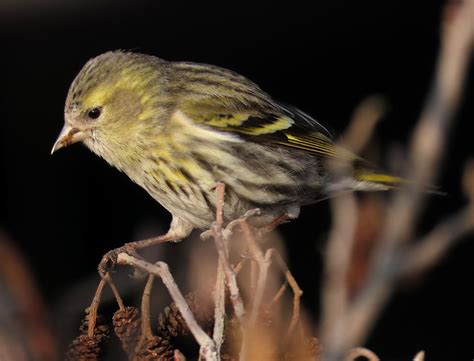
[200,208,261,241]
[200,229,213,240]
[98,243,142,276]
[226,208,261,231]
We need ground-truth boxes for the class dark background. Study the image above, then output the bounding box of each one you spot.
[1,0,473,360]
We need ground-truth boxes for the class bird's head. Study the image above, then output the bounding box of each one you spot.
[51,51,169,163]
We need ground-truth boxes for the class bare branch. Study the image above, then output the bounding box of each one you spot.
[268,249,304,337]
[211,182,246,322]
[117,254,218,361]
[103,273,125,311]
[239,221,271,327]
[212,258,226,356]
[344,347,380,361]
[140,275,155,341]
[320,193,358,352]
[87,277,106,338]
[413,350,425,361]
[403,206,473,276]
[319,1,474,358]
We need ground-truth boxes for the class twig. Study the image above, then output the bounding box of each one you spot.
[140,275,155,341]
[320,1,474,358]
[403,206,473,276]
[117,253,218,361]
[250,260,258,296]
[239,221,271,326]
[103,273,125,311]
[238,221,273,361]
[376,0,474,253]
[215,182,225,225]
[212,182,226,356]
[212,258,226,356]
[344,347,380,361]
[413,350,425,361]
[268,249,304,337]
[87,277,107,338]
[321,93,384,357]
[270,282,288,306]
[88,272,127,337]
[320,193,358,351]
[211,183,246,322]
[234,259,247,275]
[339,95,386,155]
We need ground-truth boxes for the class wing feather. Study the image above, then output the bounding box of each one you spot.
[181,101,359,161]
[178,79,357,161]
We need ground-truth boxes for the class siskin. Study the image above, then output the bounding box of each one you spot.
[52,51,399,266]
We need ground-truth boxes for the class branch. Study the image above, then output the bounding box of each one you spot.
[211,182,246,322]
[320,1,474,358]
[212,258,226,356]
[117,254,218,361]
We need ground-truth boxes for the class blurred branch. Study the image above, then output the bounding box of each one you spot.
[413,350,425,361]
[0,231,58,361]
[344,347,380,361]
[379,0,474,250]
[320,0,474,359]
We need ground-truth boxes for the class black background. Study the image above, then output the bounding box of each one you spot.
[1,1,473,360]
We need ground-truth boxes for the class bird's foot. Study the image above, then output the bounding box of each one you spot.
[200,208,261,241]
[98,242,142,276]
[97,233,176,277]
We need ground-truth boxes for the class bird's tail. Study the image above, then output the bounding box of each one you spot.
[324,168,439,194]
[352,170,408,191]
[349,169,442,194]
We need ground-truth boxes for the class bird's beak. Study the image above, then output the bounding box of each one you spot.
[51,124,87,155]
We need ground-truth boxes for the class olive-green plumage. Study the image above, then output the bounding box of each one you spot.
[53,51,398,239]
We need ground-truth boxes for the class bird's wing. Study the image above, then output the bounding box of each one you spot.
[180,100,358,162]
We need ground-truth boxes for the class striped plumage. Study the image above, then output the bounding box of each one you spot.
[54,51,397,239]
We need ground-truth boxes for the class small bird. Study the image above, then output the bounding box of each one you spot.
[52,51,399,268]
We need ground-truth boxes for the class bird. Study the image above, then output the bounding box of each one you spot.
[51,51,400,270]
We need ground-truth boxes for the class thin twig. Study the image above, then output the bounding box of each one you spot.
[211,182,226,357]
[215,182,225,225]
[413,350,425,361]
[268,249,304,337]
[211,183,246,322]
[270,282,288,306]
[103,273,125,311]
[403,206,473,276]
[87,277,106,338]
[240,221,271,325]
[141,275,155,340]
[212,258,226,357]
[117,254,218,361]
[234,259,247,275]
[320,193,358,351]
[339,96,387,155]
[344,347,380,361]
[212,226,245,321]
[250,260,258,295]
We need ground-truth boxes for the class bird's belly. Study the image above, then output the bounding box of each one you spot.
[134,142,325,229]
[138,167,301,230]
[143,175,255,229]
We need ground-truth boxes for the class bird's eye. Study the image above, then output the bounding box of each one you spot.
[87,107,102,120]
